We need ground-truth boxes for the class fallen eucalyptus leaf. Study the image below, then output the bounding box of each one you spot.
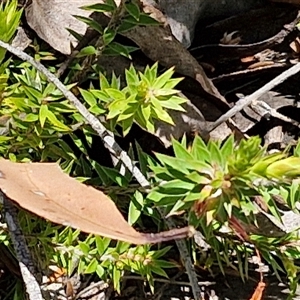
[0,159,193,244]
[25,0,102,54]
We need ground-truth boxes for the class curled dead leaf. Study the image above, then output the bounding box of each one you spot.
[0,159,193,244]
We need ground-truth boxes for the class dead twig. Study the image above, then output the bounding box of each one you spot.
[211,64,285,84]
[163,215,201,299]
[1,192,43,300]
[208,62,300,132]
[124,274,216,287]
[0,39,201,300]
[75,280,109,299]
[191,10,300,59]
[250,100,300,128]
[0,38,149,189]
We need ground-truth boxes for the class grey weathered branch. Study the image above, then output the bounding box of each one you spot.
[0,39,201,299]
[208,62,300,132]
[0,39,149,189]
[2,193,43,300]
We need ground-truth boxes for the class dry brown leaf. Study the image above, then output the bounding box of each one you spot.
[11,27,32,51]
[0,159,192,244]
[25,0,102,54]
[155,0,203,47]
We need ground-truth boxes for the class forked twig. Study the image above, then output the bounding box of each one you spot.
[251,100,300,128]
[208,62,300,132]
[0,39,201,300]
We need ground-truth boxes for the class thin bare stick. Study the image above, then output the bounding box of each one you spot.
[124,274,215,287]
[2,193,43,300]
[208,62,300,132]
[251,100,300,128]
[0,39,149,189]
[163,214,201,299]
[75,281,108,299]
[0,39,201,300]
